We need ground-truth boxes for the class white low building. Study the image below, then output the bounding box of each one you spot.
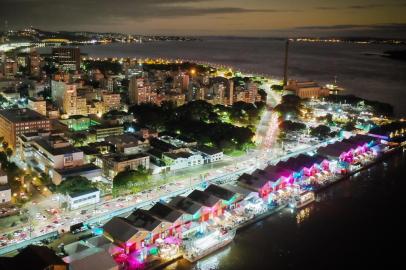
[0,170,11,204]
[162,152,204,170]
[67,188,100,210]
[0,185,11,204]
[194,145,224,163]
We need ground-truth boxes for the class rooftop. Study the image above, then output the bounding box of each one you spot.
[67,250,117,270]
[127,209,162,231]
[0,108,48,123]
[104,134,139,145]
[222,184,256,198]
[237,173,269,190]
[33,138,81,156]
[150,137,179,152]
[187,189,220,207]
[163,151,193,159]
[0,245,67,269]
[168,196,202,215]
[68,188,99,199]
[0,184,11,191]
[104,153,149,163]
[195,145,222,155]
[54,163,102,177]
[148,202,183,223]
[204,184,235,201]
[103,217,139,243]
[276,154,326,172]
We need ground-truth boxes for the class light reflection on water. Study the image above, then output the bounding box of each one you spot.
[192,247,231,270]
[295,205,314,225]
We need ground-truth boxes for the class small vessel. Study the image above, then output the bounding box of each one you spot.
[183,229,236,263]
[325,76,345,95]
[289,191,315,209]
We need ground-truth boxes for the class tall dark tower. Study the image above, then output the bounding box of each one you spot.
[283,39,290,86]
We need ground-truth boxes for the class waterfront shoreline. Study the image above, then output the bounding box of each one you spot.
[159,144,404,269]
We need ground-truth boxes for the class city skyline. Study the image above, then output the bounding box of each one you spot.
[1,0,406,38]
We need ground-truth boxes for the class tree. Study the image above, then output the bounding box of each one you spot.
[280,120,306,132]
[5,148,13,160]
[343,121,356,131]
[310,125,331,139]
[71,133,87,146]
[0,152,7,166]
[258,89,267,101]
[56,176,96,195]
[113,168,150,193]
[273,103,300,120]
[2,141,8,150]
[281,94,301,107]
[271,84,284,91]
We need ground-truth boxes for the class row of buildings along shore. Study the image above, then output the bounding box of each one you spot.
[2,132,393,269]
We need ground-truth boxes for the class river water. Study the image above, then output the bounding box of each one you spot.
[55,37,406,116]
[163,150,405,270]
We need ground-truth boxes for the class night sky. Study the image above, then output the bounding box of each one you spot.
[1,0,406,37]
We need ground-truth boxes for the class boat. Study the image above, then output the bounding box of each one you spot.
[182,229,236,263]
[325,76,345,95]
[289,191,315,209]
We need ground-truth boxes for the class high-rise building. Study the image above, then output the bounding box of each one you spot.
[283,39,290,86]
[27,97,47,116]
[102,93,121,111]
[247,82,258,104]
[129,75,151,104]
[2,59,17,79]
[16,53,28,68]
[181,74,190,91]
[0,108,51,149]
[52,47,81,71]
[107,77,114,91]
[51,81,87,116]
[226,79,234,105]
[28,49,41,77]
[62,85,87,116]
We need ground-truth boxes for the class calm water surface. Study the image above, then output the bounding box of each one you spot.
[54,38,406,116]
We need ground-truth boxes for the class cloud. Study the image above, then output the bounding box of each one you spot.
[0,0,298,31]
[295,23,406,31]
[316,2,404,11]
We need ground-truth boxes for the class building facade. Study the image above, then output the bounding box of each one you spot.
[100,154,150,178]
[27,97,47,116]
[0,108,51,149]
[52,47,81,71]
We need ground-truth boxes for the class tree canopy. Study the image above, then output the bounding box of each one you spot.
[129,100,260,151]
[56,176,96,195]
[279,120,306,132]
[310,125,331,139]
[113,167,150,191]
